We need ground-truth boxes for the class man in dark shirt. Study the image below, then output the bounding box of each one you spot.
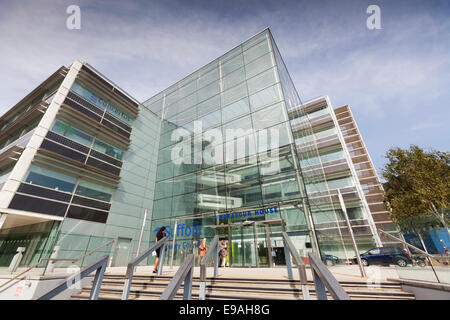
[153,226,166,273]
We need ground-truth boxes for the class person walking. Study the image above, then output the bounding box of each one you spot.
[219,240,227,267]
[199,238,207,262]
[153,226,166,273]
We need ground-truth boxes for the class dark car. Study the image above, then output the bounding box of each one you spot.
[321,254,340,266]
[354,246,412,267]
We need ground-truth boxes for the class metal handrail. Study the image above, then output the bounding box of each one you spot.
[308,252,350,300]
[37,255,109,300]
[199,235,219,300]
[76,239,115,267]
[159,254,194,300]
[281,231,310,300]
[378,229,444,283]
[378,230,441,260]
[0,239,115,291]
[121,237,167,300]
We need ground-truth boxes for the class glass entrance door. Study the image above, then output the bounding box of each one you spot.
[231,224,257,267]
[211,220,284,268]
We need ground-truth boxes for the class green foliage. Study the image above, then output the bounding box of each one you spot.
[382,145,450,226]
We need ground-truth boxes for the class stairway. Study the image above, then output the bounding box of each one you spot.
[70,274,415,300]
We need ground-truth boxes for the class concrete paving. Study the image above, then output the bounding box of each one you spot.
[104,265,400,282]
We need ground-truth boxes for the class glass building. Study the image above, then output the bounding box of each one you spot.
[0,28,386,271]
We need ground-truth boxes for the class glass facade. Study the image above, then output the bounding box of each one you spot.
[141,29,379,266]
[0,29,382,270]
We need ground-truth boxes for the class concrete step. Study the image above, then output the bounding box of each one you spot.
[72,286,415,300]
[71,275,415,300]
[96,279,409,295]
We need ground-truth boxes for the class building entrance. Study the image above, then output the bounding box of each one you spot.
[211,219,285,268]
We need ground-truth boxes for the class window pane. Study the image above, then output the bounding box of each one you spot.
[93,139,124,160]
[221,98,250,124]
[251,102,287,130]
[247,67,278,95]
[245,52,274,79]
[221,54,244,76]
[52,120,93,147]
[222,82,248,107]
[198,67,219,89]
[75,179,113,202]
[25,164,76,193]
[244,39,271,64]
[199,109,221,130]
[249,84,282,112]
[196,95,221,119]
[220,45,242,64]
[222,67,246,91]
[197,81,220,103]
[243,31,269,51]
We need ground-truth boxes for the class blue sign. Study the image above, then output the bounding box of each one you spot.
[153,222,202,239]
[218,207,279,222]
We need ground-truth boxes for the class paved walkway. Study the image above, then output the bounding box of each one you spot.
[104,265,400,282]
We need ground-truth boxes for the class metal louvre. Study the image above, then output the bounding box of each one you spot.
[66,91,104,116]
[16,183,72,202]
[71,195,111,211]
[63,97,102,122]
[9,194,68,217]
[86,157,121,176]
[45,131,90,154]
[40,139,87,163]
[81,65,114,90]
[66,205,108,223]
[89,149,123,168]
[100,118,131,139]
[102,112,132,132]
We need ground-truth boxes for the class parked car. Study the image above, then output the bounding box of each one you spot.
[353,246,412,267]
[321,253,340,266]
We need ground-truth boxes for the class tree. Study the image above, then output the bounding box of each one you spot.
[382,145,450,235]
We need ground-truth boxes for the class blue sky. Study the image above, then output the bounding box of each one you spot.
[0,0,449,174]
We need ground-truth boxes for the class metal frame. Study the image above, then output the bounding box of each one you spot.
[199,235,219,300]
[37,255,109,300]
[121,237,167,300]
[281,231,311,300]
[308,252,350,300]
[159,254,194,300]
[378,229,444,283]
[0,239,114,292]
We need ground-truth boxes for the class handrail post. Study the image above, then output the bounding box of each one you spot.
[121,237,167,300]
[308,252,350,300]
[37,255,109,300]
[283,238,293,281]
[157,241,166,276]
[312,267,328,300]
[213,241,218,278]
[89,259,107,300]
[199,235,219,300]
[121,274,133,300]
[183,266,193,300]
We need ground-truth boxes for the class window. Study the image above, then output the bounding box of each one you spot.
[71,81,133,125]
[75,179,113,202]
[243,38,271,64]
[221,98,250,124]
[51,120,93,147]
[249,84,282,112]
[92,139,124,160]
[25,164,77,193]
[222,82,247,107]
[247,68,278,95]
